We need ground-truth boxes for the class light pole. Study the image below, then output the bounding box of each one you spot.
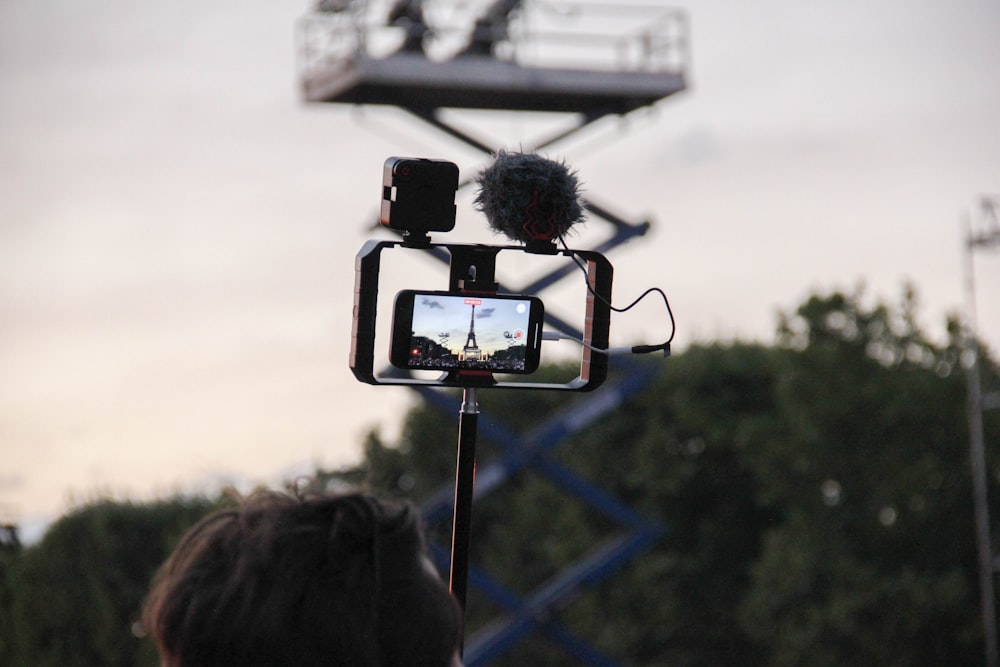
[962,196,1000,667]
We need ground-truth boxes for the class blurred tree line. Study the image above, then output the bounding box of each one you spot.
[1,287,998,666]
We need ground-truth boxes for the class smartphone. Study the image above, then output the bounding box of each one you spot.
[390,290,544,374]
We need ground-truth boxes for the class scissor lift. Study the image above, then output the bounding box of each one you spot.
[297,2,687,663]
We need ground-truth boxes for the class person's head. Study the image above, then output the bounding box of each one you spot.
[142,490,462,666]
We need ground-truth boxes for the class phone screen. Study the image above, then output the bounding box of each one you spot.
[391,290,543,374]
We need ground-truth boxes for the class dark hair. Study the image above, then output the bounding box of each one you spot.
[143,491,461,666]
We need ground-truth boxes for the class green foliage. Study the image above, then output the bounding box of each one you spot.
[0,525,23,661]
[739,286,985,666]
[1,496,216,666]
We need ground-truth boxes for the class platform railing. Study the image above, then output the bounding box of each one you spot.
[297,1,688,85]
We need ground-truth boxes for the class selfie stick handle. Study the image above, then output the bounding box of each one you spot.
[450,386,479,615]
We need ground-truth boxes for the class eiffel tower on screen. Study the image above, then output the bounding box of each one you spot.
[461,299,482,362]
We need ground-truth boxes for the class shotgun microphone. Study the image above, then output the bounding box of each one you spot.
[473,150,585,248]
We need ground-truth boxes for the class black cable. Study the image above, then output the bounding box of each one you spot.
[559,235,675,354]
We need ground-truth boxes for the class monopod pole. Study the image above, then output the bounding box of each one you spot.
[449,386,479,617]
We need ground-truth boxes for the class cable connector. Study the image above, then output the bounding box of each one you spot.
[630,343,671,357]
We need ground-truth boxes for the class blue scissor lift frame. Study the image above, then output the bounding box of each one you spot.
[298,3,687,663]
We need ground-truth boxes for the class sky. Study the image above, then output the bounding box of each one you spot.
[1,0,999,542]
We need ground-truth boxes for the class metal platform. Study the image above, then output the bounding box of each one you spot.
[297,1,688,114]
[302,52,684,113]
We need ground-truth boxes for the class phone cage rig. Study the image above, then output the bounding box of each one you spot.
[350,238,614,391]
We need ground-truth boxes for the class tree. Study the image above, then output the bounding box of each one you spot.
[2,496,216,666]
[739,287,987,666]
[0,522,24,661]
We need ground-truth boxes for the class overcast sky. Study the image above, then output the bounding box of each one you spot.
[2,0,998,540]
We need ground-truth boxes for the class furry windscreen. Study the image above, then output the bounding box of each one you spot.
[473,151,585,244]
